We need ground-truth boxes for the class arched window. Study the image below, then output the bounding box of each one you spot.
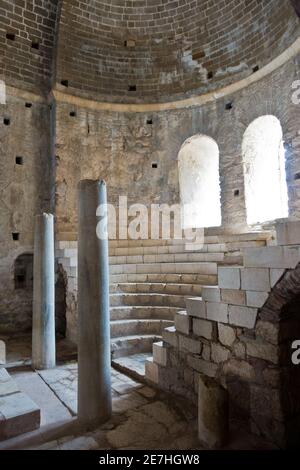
[178,134,221,229]
[242,116,288,225]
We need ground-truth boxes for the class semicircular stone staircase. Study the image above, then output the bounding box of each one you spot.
[57,231,274,380]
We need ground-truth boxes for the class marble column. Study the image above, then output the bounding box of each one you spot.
[77,179,112,425]
[32,213,56,370]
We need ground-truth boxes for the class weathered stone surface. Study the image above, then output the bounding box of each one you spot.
[202,344,211,362]
[221,289,246,306]
[244,246,300,269]
[187,355,218,378]
[233,341,246,359]
[223,359,255,381]
[270,269,285,288]
[198,376,229,449]
[242,337,279,364]
[246,291,269,308]
[206,302,228,323]
[153,342,168,367]
[276,220,300,246]
[228,305,257,329]
[0,391,40,441]
[175,311,191,335]
[193,318,213,340]
[162,326,178,348]
[202,287,221,302]
[211,343,230,364]
[186,298,206,319]
[145,358,159,384]
[179,335,201,355]
[0,368,20,397]
[218,267,241,289]
[256,320,279,345]
[241,268,270,292]
[218,324,236,347]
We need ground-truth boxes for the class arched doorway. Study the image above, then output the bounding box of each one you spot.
[178,134,222,229]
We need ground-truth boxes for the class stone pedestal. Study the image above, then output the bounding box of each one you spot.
[32,214,56,370]
[198,375,229,448]
[77,180,112,426]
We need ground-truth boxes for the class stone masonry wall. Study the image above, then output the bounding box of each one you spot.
[0,92,53,333]
[56,0,300,103]
[55,51,300,239]
[147,221,300,448]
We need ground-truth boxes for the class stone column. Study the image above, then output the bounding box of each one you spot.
[77,180,112,426]
[32,213,56,370]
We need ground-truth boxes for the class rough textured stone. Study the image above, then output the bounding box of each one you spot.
[187,355,218,378]
[223,359,255,381]
[211,343,230,364]
[218,267,241,289]
[198,376,229,449]
[175,311,192,335]
[228,305,258,329]
[218,324,236,347]
[241,268,270,292]
[206,302,228,323]
[221,289,246,306]
[193,318,213,340]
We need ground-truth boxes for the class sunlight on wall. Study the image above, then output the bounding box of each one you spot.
[242,115,289,225]
[178,134,221,229]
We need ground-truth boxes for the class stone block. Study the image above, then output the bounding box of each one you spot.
[186,297,206,319]
[162,326,178,348]
[202,287,221,302]
[187,355,218,378]
[0,368,20,396]
[206,302,228,323]
[228,305,257,329]
[198,376,229,449]
[241,268,270,292]
[218,324,236,347]
[270,269,285,288]
[242,337,279,364]
[221,289,246,306]
[211,343,230,364]
[246,291,269,308]
[223,359,255,381]
[244,246,300,269]
[256,320,279,345]
[145,358,159,384]
[193,318,213,340]
[153,342,167,367]
[218,267,241,289]
[179,335,202,354]
[0,391,40,441]
[276,220,300,246]
[175,311,191,335]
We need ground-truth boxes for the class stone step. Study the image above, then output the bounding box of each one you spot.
[112,353,151,382]
[111,319,172,338]
[111,334,161,359]
[110,306,179,321]
[110,293,186,308]
[110,273,218,285]
[110,282,203,296]
[0,368,40,441]
[109,252,225,265]
[109,240,267,257]
[110,262,218,276]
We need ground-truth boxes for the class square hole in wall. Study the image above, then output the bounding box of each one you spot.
[6,33,15,41]
[25,102,32,108]
[234,189,240,197]
[31,41,39,50]
[294,173,300,180]
[61,79,69,87]
[16,156,24,166]
[225,102,233,110]
[12,233,20,241]
[252,65,259,73]
[152,163,158,169]
[70,111,77,117]
[147,118,153,125]
[128,85,137,92]
[124,39,136,48]
[207,71,213,80]
[3,118,10,126]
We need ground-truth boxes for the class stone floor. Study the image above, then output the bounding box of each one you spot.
[1,360,275,451]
